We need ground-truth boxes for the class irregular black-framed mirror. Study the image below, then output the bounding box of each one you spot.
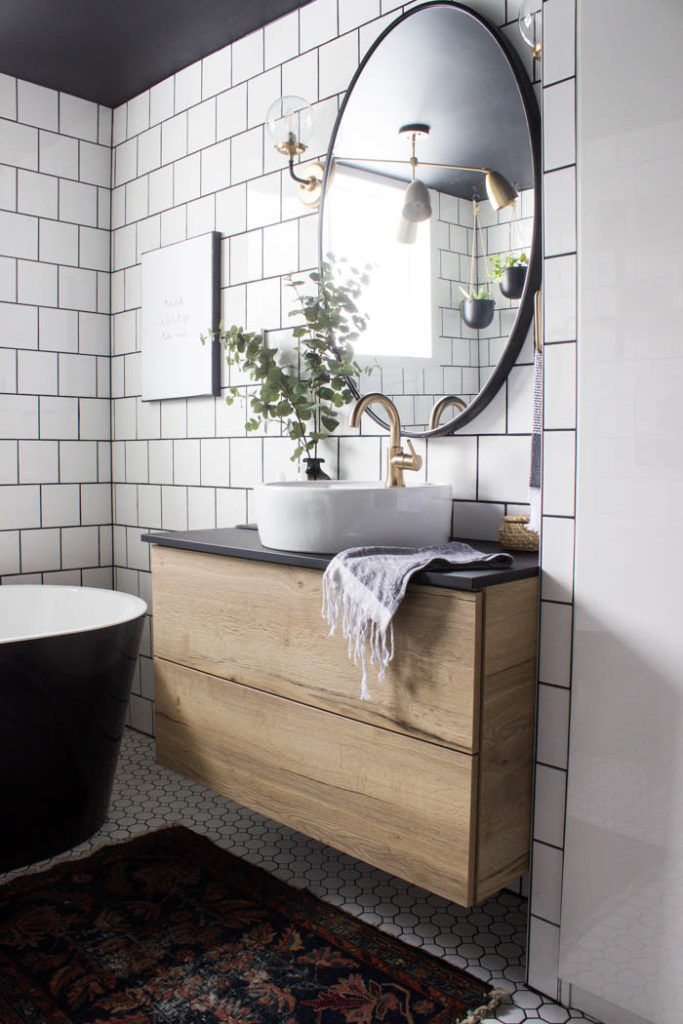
[319,0,541,437]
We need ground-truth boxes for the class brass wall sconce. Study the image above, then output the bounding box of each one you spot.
[266,95,324,207]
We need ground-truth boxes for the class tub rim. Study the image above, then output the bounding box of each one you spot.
[0,585,148,646]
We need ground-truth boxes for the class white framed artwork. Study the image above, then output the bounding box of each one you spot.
[141,232,220,401]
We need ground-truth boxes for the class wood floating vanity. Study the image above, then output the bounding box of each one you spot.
[145,528,539,908]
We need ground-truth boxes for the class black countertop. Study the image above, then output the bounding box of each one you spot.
[142,526,538,592]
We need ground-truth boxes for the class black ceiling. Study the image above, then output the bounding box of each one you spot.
[0,0,314,109]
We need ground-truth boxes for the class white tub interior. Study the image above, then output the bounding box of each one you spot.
[0,585,147,644]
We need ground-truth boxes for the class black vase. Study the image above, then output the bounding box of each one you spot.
[461,298,495,330]
[303,457,330,481]
[500,266,527,300]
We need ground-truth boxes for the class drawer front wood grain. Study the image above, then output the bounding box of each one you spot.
[151,546,482,751]
[155,658,478,906]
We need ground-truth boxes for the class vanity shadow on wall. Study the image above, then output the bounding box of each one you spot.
[319,0,541,436]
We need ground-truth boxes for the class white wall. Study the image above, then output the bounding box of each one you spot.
[559,1,683,1022]
[0,78,113,587]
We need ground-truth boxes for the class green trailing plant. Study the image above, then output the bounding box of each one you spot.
[487,251,528,280]
[203,257,372,462]
[459,284,492,301]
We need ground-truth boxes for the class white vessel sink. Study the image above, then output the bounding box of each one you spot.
[253,480,452,554]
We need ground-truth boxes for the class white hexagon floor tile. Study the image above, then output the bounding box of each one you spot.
[1,729,596,1024]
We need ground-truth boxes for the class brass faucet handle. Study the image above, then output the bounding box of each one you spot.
[392,439,423,473]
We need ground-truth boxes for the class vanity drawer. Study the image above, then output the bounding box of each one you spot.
[155,658,478,906]
[152,545,483,752]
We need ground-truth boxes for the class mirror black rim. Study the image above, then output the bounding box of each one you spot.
[318,0,542,438]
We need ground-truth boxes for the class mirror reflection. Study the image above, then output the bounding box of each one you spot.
[320,2,539,434]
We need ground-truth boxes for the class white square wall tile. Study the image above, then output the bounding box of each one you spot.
[282,51,318,104]
[18,439,58,483]
[149,76,174,126]
[18,260,58,307]
[79,397,111,439]
[188,98,216,153]
[39,130,78,179]
[0,441,18,483]
[174,60,202,113]
[339,0,380,33]
[544,254,576,342]
[60,440,98,482]
[526,916,560,999]
[0,348,16,392]
[541,514,574,603]
[0,120,38,170]
[0,74,17,120]
[247,68,282,130]
[542,429,575,516]
[114,138,137,186]
[200,438,230,487]
[216,487,247,526]
[201,140,231,196]
[264,10,299,69]
[0,256,17,302]
[18,349,58,394]
[543,0,575,86]
[161,485,188,530]
[174,153,201,205]
[531,840,564,925]
[0,531,20,575]
[506,363,534,434]
[38,308,76,353]
[59,179,98,226]
[478,434,531,504]
[59,267,98,312]
[231,128,263,184]
[543,341,575,431]
[539,599,572,686]
[173,438,201,485]
[18,169,58,218]
[262,219,298,278]
[0,164,17,210]
[59,353,98,397]
[127,92,149,137]
[533,763,566,848]
[0,210,38,260]
[61,525,100,569]
[230,437,263,488]
[188,486,217,529]
[138,126,161,176]
[202,45,231,99]
[246,174,280,230]
[0,484,41,527]
[40,219,78,266]
[319,33,359,100]
[59,93,99,142]
[79,141,111,187]
[216,84,247,141]
[544,166,576,257]
[41,482,80,526]
[20,527,61,572]
[0,302,37,350]
[18,81,58,131]
[161,113,188,166]
[543,78,575,170]
[232,29,264,85]
[300,0,338,52]
[426,436,477,500]
[536,683,570,770]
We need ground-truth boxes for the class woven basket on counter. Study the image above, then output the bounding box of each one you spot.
[498,514,539,552]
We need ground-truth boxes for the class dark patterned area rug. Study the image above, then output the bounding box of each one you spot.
[0,826,506,1023]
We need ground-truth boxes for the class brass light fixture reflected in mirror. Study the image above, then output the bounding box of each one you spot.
[346,123,519,245]
[265,95,324,207]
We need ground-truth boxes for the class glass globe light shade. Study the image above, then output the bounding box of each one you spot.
[265,96,315,149]
[518,0,542,59]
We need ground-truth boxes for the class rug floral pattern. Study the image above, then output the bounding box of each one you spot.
[0,827,492,1023]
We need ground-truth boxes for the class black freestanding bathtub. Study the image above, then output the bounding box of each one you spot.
[0,585,147,873]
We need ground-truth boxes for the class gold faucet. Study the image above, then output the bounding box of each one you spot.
[349,392,422,488]
[429,395,467,431]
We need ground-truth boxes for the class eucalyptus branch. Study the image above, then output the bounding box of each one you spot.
[203,256,373,464]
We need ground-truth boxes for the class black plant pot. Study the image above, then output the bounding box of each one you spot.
[461,298,495,330]
[500,266,527,300]
[303,457,330,481]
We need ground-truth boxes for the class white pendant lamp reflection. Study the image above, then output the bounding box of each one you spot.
[400,124,432,223]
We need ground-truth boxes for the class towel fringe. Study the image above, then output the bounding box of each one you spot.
[459,986,510,1024]
[322,574,394,700]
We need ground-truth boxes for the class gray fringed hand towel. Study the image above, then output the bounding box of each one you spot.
[322,542,514,699]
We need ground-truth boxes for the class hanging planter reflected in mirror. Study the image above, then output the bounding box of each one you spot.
[489,252,529,300]
[460,199,495,330]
